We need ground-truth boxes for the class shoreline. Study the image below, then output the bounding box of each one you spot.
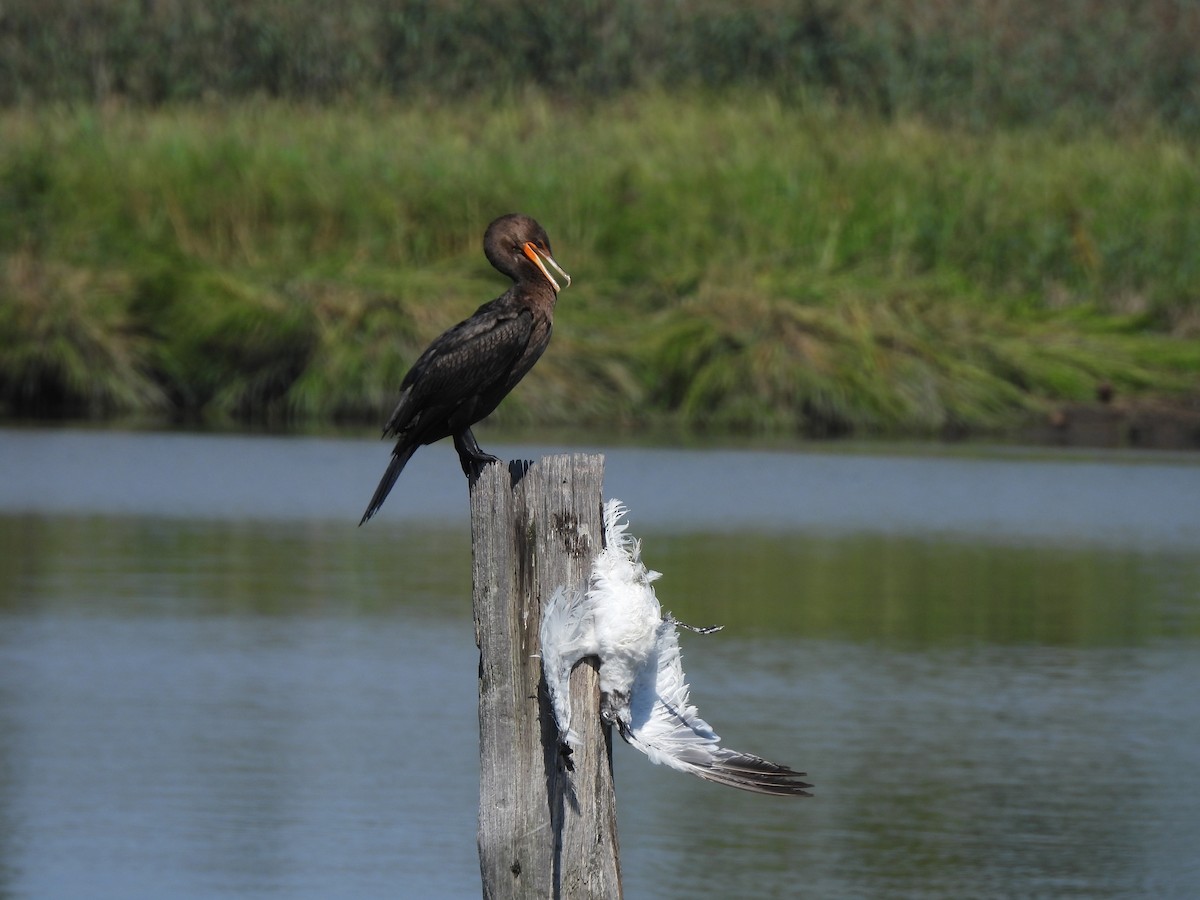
[4,397,1198,453]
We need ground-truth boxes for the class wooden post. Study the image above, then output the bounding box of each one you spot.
[470,454,622,899]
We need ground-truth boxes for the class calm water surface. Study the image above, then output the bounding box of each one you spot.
[1,428,1199,899]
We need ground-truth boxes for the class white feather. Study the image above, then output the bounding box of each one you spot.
[540,585,593,745]
[623,616,720,768]
[540,499,811,796]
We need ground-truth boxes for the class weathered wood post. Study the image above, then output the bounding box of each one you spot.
[469,454,622,899]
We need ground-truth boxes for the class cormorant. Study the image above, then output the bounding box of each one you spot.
[359,213,569,524]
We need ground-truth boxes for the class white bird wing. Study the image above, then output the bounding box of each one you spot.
[539,586,597,745]
[542,498,655,745]
[543,497,811,796]
[618,617,813,797]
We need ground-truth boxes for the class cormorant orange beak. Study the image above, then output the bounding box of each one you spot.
[523,242,571,293]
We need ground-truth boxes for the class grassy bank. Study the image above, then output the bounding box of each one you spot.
[1,94,1198,440]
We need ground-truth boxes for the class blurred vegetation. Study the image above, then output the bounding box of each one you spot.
[0,2,1198,439]
[2,0,1199,132]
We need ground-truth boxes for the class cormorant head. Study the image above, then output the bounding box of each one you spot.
[484,213,571,293]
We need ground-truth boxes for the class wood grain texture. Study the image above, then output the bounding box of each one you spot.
[470,454,621,899]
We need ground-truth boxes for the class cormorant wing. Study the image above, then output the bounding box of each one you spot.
[382,304,534,438]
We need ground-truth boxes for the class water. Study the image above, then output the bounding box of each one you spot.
[1,428,1198,898]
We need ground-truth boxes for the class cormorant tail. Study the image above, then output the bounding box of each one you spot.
[359,442,418,525]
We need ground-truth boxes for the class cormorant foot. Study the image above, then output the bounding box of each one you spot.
[459,452,502,479]
[453,428,501,478]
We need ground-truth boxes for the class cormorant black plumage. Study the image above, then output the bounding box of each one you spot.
[359,213,569,524]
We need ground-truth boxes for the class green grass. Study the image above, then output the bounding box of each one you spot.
[1,94,1197,435]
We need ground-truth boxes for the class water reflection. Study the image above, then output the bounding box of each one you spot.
[1,429,1199,898]
[646,531,1197,645]
[1,590,482,898]
[0,517,471,617]
[618,639,1200,899]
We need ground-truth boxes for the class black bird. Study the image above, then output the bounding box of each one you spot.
[359,213,570,524]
